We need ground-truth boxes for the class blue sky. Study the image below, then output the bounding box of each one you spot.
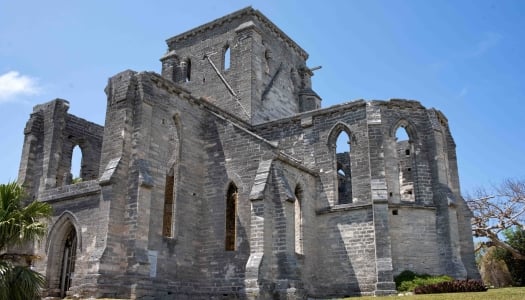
[0,0,523,195]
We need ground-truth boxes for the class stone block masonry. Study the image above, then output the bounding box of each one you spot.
[17,6,479,300]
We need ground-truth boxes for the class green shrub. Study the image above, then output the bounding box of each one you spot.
[414,279,487,294]
[394,270,418,288]
[395,270,453,292]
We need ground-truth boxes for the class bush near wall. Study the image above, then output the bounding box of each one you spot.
[395,270,453,292]
[414,279,488,294]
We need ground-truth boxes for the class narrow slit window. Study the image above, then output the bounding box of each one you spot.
[225,183,238,251]
[294,185,303,255]
[185,59,191,82]
[163,174,175,237]
[224,46,230,70]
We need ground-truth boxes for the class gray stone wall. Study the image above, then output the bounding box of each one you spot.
[313,207,376,297]
[388,206,440,275]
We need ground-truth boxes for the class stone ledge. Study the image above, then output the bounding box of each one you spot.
[39,180,101,203]
[389,202,436,210]
[316,203,372,215]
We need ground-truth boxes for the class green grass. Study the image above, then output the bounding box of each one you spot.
[345,287,525,300]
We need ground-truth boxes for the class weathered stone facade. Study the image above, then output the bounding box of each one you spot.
[17,7,479,299]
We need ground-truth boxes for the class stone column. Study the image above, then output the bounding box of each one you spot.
[367,103,396,295]
[38,99,69,191]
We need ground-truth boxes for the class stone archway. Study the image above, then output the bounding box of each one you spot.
[45,212,81,298]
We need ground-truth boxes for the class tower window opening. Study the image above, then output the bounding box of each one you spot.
[185,59,191,82]
[223,45,231,70]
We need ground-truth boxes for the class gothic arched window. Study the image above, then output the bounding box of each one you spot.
[330,126,353,204]
[394,124,416,202]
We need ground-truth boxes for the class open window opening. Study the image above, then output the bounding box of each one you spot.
[184,59,191,82]
[225,183,238,251]
[70,145,83,184]
[223,45,231,70]
[335,130,352,204]
[395,126,415,202]
[294,185,303,255]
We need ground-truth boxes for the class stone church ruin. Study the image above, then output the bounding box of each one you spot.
[17,7,479,299]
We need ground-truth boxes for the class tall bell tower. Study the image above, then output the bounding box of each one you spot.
[160,7,321,125]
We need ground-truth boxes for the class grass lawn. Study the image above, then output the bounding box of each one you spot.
[344,287,525,300]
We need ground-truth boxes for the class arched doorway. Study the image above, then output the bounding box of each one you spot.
[46,212,81,298]
[59,227,77,297]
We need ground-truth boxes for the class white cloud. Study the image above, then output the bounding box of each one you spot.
[458,87,468,98]
[472,32,502,57]
[0,71,41,102]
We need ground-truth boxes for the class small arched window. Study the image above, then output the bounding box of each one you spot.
[225,182,238,251]
[223,45,231,70]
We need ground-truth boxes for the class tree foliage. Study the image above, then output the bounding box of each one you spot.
[0,182,52,299]
[467,178,525,260]
[495,229,525,286]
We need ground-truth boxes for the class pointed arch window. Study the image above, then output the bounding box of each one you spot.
[225,183,238,251]
[395,125,415,202]
[69,145,83,184]
[332,128,353,204]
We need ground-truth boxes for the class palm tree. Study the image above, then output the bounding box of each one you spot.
[0,182,52,300]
